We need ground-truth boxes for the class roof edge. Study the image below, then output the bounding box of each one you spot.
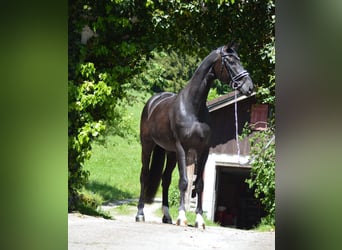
[207,91,256,112]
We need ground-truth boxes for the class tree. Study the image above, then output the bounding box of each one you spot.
[131,50,201,93]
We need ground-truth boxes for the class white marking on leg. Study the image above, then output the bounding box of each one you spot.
[176,210,188,226]
[195,213,205,229]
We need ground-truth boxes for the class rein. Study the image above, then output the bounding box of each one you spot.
[234,90,240,163]
[219,46,249,164]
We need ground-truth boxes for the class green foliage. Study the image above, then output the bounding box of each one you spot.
[254,217,275,232]
[76,190,111,219]
[68,62,115,210]
[68,0,151,209]
[168,184,180,207]
[245,127,275,226]
[258,37,275,106]
[132,49,232,96]
[131,50,201,93]
[207,88,219,101]
[239,101,275,227]
[147,0,275,87]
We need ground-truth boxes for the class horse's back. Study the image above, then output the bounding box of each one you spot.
[140,92,178,150]
[143,92,176,121]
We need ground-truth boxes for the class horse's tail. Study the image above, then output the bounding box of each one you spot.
[144,145,165,204]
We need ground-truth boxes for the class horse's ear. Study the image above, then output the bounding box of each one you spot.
[227,41,239,51]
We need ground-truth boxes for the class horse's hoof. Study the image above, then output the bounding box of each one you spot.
[162,216,172,224]
[195,221,206,230]
[195,213,205,229]
[176,210,188,226]
[135,215,145,222]
[176,218,188,226]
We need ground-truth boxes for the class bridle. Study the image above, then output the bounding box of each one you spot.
[219,47,249,90]
[217,46,251,164]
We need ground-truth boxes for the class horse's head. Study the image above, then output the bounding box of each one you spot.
[214,42,254,96]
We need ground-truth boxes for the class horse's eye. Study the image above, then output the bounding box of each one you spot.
[228,56,236,63]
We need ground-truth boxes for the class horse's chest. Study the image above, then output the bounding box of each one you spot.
[178,121,211,147]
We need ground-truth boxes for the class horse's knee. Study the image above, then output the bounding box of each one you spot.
[179,178,188,192]
[192,179,203,198]
[196,179,204,192]
[162,178,169,189]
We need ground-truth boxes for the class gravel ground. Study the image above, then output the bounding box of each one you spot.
[68,201,275,250]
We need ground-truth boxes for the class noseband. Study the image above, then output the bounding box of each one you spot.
[219,47,249,90]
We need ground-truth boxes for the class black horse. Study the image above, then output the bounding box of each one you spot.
[135,42,254,229]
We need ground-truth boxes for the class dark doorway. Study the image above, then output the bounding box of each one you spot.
[214,166,265,229]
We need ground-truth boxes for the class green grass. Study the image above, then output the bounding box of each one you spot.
[113,203,137,216]
[253,223,275,232]
[82,95,147,204]
[83,134,142,202]
[252,217,275,231]
[77,190,111,218]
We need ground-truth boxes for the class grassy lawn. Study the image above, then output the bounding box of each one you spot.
[83,134,142,202]
[83,95,146,204]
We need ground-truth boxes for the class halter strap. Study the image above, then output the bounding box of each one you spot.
[231,70,249,89]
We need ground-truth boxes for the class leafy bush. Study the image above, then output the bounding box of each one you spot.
[68,62,115,210]
[246,126,275,226]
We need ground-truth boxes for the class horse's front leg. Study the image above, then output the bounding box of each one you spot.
[193,148,209,229]
[175,142,188,226]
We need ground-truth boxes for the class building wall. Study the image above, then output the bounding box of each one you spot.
[210,96,256,156]
[203,95,257,221]
[203,153,250,220]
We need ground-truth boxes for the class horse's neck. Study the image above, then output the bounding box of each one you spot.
[182,51,218,111]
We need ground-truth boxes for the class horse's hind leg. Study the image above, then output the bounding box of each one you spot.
[175,142,188,226]
[161,152,176,224]
[136,140,155,222]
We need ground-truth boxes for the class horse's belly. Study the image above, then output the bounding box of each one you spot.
[152,134,176,152]
[181,122,211,148]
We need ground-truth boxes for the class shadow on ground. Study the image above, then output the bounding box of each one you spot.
[85,180,135,204]
[72,181,137,219]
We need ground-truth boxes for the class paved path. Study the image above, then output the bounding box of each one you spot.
[68,201,275,250]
